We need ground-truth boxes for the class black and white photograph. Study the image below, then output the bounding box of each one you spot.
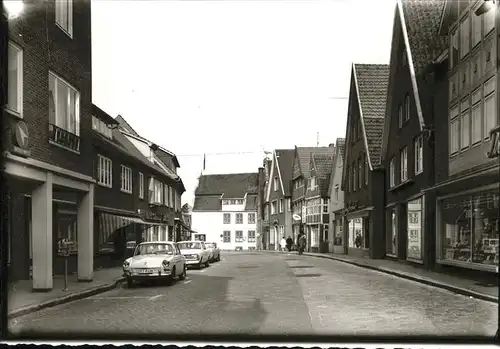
[2,0,499,344]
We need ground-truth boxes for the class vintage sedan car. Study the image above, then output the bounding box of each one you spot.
[177,241,210,268]
[122,242,186,288]
[205,242,221,262]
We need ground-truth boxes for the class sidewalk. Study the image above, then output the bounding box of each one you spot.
[8,267,125,319]
[264,250,499,303]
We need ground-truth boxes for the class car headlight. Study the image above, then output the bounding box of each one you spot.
[162,260,169,268]
[194,254,199,259]
[123,261,130,269]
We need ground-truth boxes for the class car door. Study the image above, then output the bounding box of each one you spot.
[175,244,184,270]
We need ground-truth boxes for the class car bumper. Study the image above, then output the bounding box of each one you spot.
[123,269,172,280]
[185,259,201,265]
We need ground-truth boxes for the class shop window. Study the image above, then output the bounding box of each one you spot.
[348,218,363,249]
[407,197,423,260]
[387,207,398,256]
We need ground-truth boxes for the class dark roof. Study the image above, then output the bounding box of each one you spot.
[275,149,295,196]
[192,196,221,212]
[115,115,140,136]
[195,173,259,197]
[92,104,119,126]
[401,0,449,76]
[353,64,389,167]
[312,154,335,197]
[296,147,335,178]
[336,138,345,161]
[244,195,257,211]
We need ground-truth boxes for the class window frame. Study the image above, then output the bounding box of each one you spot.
[460,97,471,150]
[223,230,231,243]
[97,154,112,188]
[483,77,497,140]
[459,14,470,59]
[279,199,283,213]
[120,165,133,194]
[358,157,363,189]
[248,213,256,224]
[389,157,395,188]
[235,213,243,224]
[271,200,277,215]
[398,104,403,128]
[49,71,80,136]
[450,104,460,155]
[55,0,74,38]
[414,135,423,175]
[248,230,256,243]
[6,41,23,117]
[471,87,483,145]
[138,172,144,199]
[223,213,231,224]
[404,94,411,122]
[273,176,278,191]
[235,230,244,243]
[400,147,408,182]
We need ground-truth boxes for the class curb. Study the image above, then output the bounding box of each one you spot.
[265,250,498,304]
[8,277,126,319]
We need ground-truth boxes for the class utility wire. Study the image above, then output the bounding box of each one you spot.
[177,151,263,157]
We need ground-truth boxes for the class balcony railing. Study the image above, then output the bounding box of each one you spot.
[49,123,81,153]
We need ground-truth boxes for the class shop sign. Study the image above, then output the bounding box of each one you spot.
[12,120,31,157]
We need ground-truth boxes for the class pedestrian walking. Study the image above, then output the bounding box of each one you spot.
[286,236,293,252]
[280,236,287,252]
[297,233,307,255]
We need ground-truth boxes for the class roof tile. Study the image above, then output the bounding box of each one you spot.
[195,173,259,197]
[193,196,221,211]
[275,149,295,196]
[297,146,335,178]
[313,154,335,197]
[401,0,449,76]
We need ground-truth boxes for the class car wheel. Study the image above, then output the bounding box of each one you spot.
[166,267,175,286]
[205,259,210,268]
[179,265,187,280]
[196,262,202,269]
[127,278,134,288]
[217,254,221,262]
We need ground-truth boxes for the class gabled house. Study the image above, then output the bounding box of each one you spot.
[114,116,188,242]
[328,138,346,254]
[260,156,273,249]
[342,63,389,259]
[291,146,334,251]
[192,173,260,251]
[305,151,335,252]
[423,0,499,274]
[381,0,449,267]
[266,149,295,250]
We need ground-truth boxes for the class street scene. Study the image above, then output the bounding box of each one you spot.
[3,0,500,341]
[9,252,497,336]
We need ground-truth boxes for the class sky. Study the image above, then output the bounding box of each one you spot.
[91,0,396,206]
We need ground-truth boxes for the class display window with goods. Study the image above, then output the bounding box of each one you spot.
[348,218,364,248]
[438,188,499,269]
[386,207,398,256]
[407,197,423,260]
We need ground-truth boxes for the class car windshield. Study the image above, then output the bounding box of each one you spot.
[134,243,174,256]
[178,242,202,250]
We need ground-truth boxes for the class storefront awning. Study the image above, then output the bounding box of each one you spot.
[97,212,165,246]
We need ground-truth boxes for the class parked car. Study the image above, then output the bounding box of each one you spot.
[122,242,186,288]
[177,241,210,269]
[205,242,220,262]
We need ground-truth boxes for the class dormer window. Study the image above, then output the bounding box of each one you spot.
[92,115,113,139]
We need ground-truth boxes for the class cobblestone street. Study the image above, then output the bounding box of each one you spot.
[9,252,497,338]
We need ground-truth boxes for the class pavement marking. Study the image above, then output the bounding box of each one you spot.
[184,280,192,284]
[149,295,163,300]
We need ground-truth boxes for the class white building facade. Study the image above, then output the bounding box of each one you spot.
[191,173,260,251]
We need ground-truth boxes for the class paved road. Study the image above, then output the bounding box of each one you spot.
[8,252,497,337]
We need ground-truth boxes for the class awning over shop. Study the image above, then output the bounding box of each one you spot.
[97,212,165,246]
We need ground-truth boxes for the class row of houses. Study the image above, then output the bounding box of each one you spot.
[258,0,499,278]
[3,0,192,292]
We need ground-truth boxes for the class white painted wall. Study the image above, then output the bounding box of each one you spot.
[192,211,258,250]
